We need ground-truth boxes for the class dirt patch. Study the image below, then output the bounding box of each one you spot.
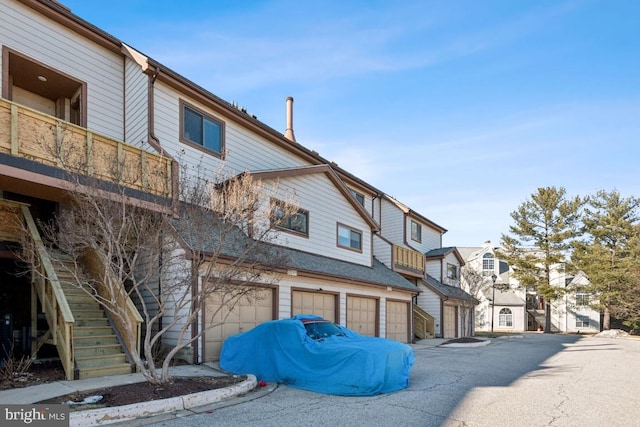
[39,375,248,409]
[0,360,66,390]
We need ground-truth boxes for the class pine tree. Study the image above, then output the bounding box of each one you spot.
[498,187,582,333]
[571,190,640,330]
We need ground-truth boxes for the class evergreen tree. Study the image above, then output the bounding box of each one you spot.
[498,187,583,332]
[571,190,640,330]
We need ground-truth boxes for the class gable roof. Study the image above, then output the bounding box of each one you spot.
[482,288,525,306]
[421,275,477,303]
[247,165,379,231]
[425,247,466,266]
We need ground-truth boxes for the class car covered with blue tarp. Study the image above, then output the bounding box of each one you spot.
[219,314,414,396]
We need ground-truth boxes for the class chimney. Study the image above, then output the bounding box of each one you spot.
[284,96,296,142]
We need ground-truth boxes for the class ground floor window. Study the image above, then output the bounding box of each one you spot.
[498,308,513,327]
[576,315,590,328]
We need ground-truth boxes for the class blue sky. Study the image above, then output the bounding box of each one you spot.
[60,0,639,247]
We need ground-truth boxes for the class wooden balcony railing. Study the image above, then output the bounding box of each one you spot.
[413,304,435,340]
[393,244,425,277]
[0,98,172,200]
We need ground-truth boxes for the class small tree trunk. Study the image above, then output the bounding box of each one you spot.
[603,306,611,330]
[544,303,552,333]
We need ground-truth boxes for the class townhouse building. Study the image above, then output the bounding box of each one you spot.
[0,0,476,380]
[460,242,601,334]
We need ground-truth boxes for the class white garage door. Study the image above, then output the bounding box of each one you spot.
[347,296,378,336]
[443,305,457,338]
[386,300,409,343]
[204,288,274,362]
[291,290,336,322]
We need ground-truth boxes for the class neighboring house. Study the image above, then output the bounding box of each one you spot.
[0,0,429,381]
[460,242,601,334]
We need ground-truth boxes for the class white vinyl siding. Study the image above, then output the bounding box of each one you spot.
[266,174,372,266]
[123,57,148,148]
[373,235,392,267]
[153,82,315,179]
[405,216,441,253]
[1,1,125,139]
[443,253,461,287]
[380,199,404,244]
[416,284,442,337]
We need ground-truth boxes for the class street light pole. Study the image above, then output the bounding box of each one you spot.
[491,274,497,334]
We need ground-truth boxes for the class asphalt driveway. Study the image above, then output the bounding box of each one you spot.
[147,333,640,427]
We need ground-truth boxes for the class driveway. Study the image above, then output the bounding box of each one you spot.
[148,334,640,426]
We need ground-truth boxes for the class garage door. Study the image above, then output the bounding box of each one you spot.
[204,288,274,362]
[386,300,409,343]
[347,296,378,336]
[443,305,457,338]
[291,290,336,322]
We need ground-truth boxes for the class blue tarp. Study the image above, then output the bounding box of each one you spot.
[220,315,415,396]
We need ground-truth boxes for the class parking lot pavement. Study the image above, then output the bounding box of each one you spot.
[146,334,640,427]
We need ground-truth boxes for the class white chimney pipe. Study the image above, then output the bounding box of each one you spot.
[284,96,296,142]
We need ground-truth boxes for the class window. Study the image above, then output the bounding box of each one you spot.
[337,224,362,251]
[576,315,590,328]
[447,263,458,279]
[181,101,224,155]
[575,293,590,307]
[350,189,365,207]
[272,200,309,236]
[411,221,422,242]
[498,308,513,327]
[482,253,495,276]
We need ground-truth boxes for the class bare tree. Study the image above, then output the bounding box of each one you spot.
[21,127,299,384]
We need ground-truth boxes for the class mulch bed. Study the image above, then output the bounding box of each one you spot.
[39,375,248,409]
[1,360,248,409]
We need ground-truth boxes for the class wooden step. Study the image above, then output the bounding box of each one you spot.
[75,317,109,327]
[76,363,132,379]
[76,354,127,368]
[71,309,105,319]
[74,335,119,346]
[74,343,124,358]
[75,326,115,337]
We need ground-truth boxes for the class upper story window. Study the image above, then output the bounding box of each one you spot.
[575,293,590,307]
[411,221,422,243]
[272,200,309,237]
[337,223,362,252]
[482,253,495,276]
[180,100,224,156]
[350,189,365,207]
[447,263,458,280]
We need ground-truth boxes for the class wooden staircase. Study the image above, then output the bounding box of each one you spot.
[413,304,435,340]
[54,257,132,379]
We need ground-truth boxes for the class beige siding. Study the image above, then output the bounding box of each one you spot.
[373,235,392,267]
[0,1,125,139]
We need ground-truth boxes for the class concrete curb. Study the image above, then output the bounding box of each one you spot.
[69,375,257,426]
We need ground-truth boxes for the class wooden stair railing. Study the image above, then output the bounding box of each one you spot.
[413,304,435,340]
[19,204,76,380]
[81,248,143,365]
